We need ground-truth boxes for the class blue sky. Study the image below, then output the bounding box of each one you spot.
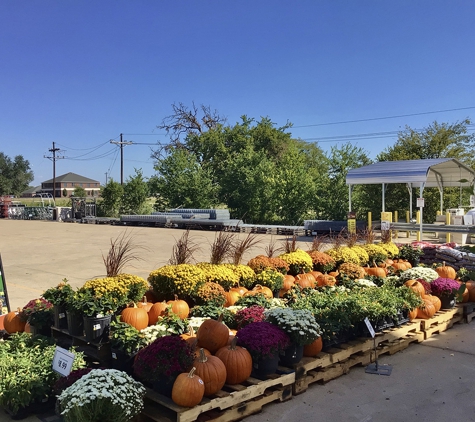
[2,1,475,187]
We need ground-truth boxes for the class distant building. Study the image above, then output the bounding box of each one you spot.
[39,172,101,198]
[20,186,41,198]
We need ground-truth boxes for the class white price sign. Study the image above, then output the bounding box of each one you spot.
[417,197,425,208]
[364,317,376,338]
[52,347,75,377]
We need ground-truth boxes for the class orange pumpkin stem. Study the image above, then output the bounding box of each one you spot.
[188,367,197,378]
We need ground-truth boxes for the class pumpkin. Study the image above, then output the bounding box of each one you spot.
[435,262,457,280]
[466,281,475,302]
[364,265,387,278]
[196,315,230,354]
[224,290,241,307]
[391,259,411,271]
[303,336,323,357]
[230,285,248,296]
[328,271,339,278]
[294,273,316,289]
[309,271,322,280]
[404,279,425,297]
[167,295,190,319]
[316,274,337,287]
[425,294,441,313]
[215,337,252,385]
[193,348,227,396]
[181,325,196,343]
[416,297,436,319]
[148,301,168,325]
[408,308,418,321]
[120,304,149,331]
[137,296,153,312]
[171,367,205,407]
[3,309,26,334]
[250,284,273,299]
[282,275,296,291]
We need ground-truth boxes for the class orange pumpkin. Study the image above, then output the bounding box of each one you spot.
[230,285,248,296]
[408,308,418,321]
[404,279,426,297]
[316,274,337,287]
[3,309,26,334]
[167,295,190,319]
[215,337,252,385]
[303,336,323,357]
[424,294,441,313]
[171,367,205,407]
[466,281,475,302]
[309,271,323,280]
[120,304,149,331]
[295,273,317,289]
[364,265,387,278]
[417,297,436,319]
[196,316,230,354]
[148,301,168,325]
[137,296,153,313]
[244,284,273,299]
[282,275,296,291]
[224,290,241,307]
[193,348,227,396]
[435,262,456,280]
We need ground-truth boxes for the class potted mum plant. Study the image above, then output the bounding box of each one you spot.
[20,298,54,336]
[42,278,74,330]
[236,321,290,378]
[133,335,195,396]
[430,277,465,309]
[264,308,321,365]
[56,368,146,422]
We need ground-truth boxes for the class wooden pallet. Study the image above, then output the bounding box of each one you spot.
[458,302,475,323]
[140,371,295,422]
[292,324,424,394]
[416,307,462,331]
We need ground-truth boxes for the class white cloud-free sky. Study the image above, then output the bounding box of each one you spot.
[2,1,474,186]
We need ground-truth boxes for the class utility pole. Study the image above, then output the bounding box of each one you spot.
[44,142,64,202]
[105,172,108,185]
[110,134,133,185]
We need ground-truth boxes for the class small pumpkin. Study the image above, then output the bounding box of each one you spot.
[148,301,168,325]
[193,348,227,396]
[425,294,441,313]
[282,275,296,291]
[316,274,337,287]
[404,279,425,297]
[408,308,418,321]
[120,303,149,331]
[167,295,190,319]
[303,336,323,357]
[364,264,387,278]
[215,337,252,385]
[250,284,273,299]
[466,280,475,302]
[416,297,436,319]
[196,315,230,354]
[3,309,26,334]
[435,262,457,280]
[230,285,248,296]
[171,367,205,407]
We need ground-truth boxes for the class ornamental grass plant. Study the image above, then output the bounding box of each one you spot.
[56,369,146,422]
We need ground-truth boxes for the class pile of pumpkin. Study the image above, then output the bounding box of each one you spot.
[403,262,474,320]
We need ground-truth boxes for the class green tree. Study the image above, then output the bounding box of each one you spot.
[0,153,34,196]
[100,179,124,217]
[365,120,475,223]
[121,169,150,214]
[62,188,68,197]
[150,149,218,210]
[73,186,87,197]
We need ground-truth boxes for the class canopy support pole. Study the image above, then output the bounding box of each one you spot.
[348,185,353,211]
[419,182,425,239]
[382,183,386,213]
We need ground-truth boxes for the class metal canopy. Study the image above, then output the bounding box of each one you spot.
[346,158,475,188]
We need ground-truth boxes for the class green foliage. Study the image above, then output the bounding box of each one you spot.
[110,320,148,356]
[0,153,34,196]
[99,179,124,217]
[73,186,87,197]
[0,333,86,415]
[121,169,150,214]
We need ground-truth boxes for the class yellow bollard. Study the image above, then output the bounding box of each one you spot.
[368,212,372,233]
[446,212,451,243]
[416,211,421,241]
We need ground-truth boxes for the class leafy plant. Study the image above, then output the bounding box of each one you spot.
[20,298,54,328]
[254,269,284,292]
[42,279,74,307]
[235,293,272,309]
[110,320,148,356]
[234,305,266,329]
[73,289,118,317]
[397,244,424,264]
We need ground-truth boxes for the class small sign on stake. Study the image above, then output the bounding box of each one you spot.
[52,347,75,377]
[363,318,392,376]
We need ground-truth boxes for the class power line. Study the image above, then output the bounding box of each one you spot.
[292,106,475,128]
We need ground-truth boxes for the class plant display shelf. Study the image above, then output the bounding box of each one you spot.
[458,302,475,323]
[291,323,424,395]
[51,327,112,366]
[140,371,295,422]
[414,307,463,340]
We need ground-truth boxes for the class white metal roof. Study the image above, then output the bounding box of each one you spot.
[346,158,475,187]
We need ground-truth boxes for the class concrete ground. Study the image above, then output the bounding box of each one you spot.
[1,219,473,422]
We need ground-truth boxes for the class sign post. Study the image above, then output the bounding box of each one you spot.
[0,253,11,314]
[364,317,392,376]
